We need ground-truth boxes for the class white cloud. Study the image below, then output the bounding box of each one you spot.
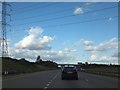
[81,38,118,52]
[41,36,54,44]
[85,45,94,51]
[73,7,84,15]
[64,48,76,52]
[90,54,99,61]
[40,49,79,64]
[99,55,117,64]
[0,39,2,47]
[108,17,112,21]
[28,27,43,35]
[89,54,118,64]
[6,26,118,65]
[9,27,80,64]
[85,2,96,6]
[83,40,93,46]
[9,47,79,64]
[112,51,119,57]
[15,27,54,50]
[85,2,92,5]
[81,38,118,64]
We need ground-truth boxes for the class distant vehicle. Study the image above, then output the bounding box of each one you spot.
[61,66,78,80]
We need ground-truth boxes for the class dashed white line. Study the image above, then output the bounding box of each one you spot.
[43,71,60,89]
[85,79,88,81]
[46,84,50,86]
[48,82,51,84]
[43,87,48,89]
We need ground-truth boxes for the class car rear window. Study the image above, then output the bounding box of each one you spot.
[63,67,76,71]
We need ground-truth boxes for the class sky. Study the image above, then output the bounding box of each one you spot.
[0,2,119,64]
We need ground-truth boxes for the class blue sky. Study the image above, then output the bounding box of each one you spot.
[2,2,118,64]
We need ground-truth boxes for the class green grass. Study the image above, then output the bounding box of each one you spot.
[2,57,58,75]
[84,67,119,77]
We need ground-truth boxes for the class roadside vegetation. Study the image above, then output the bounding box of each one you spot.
[2,57,58,76]
[78,62,120,78]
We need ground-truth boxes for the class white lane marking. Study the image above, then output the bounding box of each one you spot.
[48,82,51,84]
[43,87,48,89]
[46,84,50,86]
[85,79,88,81]
[43,71,60,89]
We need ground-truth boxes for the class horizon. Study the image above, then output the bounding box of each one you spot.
[2,57,120,65]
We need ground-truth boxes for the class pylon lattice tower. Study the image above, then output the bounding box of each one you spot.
[1,2,11,57]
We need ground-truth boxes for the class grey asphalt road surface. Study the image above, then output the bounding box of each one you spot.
[2,70,118,88]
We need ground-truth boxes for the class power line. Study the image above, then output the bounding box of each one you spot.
[11,2,99,21]
[11,3,40,11]
[43,16,118,28]
[12,6,117,26]
[11,2,58,15]
[11,7,73,21]
[12,5,117,22]
[11,16,117,32]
